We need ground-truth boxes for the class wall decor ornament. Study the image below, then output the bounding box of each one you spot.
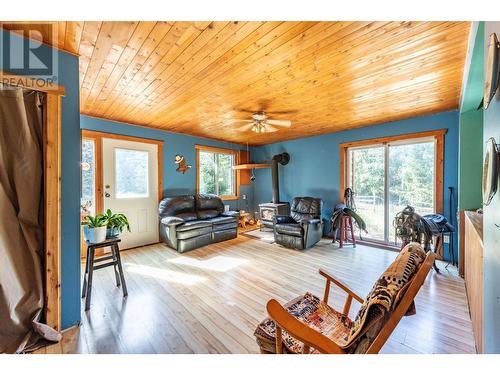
[483,137,500,205]
[174,154,191,174]
[484,33,500,110]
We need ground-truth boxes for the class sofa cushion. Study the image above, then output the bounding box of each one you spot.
[177,212,198,222]
[196,194,224,212]
[177,233,213,253]
[208,216,236,225]
[274,223,303,237]
[177,225,213,240]
[176,220,212,232]
[197,209,221,220]
[159,195,196,218]
[213,222,238,231]
[160,216,184,226]
[221,210,239,218]
[213,228,237,243]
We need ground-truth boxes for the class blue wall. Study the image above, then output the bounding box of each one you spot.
[80,115,254,213]
[0,30,81,329]
[252,111,459,261]
[483,21,500,354]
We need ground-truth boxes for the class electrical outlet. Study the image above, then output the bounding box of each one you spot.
[443,235,450,244]
[242,194,247,200]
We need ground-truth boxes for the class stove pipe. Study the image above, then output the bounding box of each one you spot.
[271,152,290,203]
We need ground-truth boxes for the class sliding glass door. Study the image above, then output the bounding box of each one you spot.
[348,145,386,241]
[346,137,436,245]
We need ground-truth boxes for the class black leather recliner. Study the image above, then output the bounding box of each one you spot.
[273,197,323,250]
[159,194,239,253]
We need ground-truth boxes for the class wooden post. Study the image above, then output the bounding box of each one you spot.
[44,93,62,330]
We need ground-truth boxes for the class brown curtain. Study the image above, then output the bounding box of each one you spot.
[0,85,59,353]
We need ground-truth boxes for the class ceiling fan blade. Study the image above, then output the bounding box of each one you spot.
[235,123,256,132]
[266,110,298,115]
[234,108,256,114]
[263,124,279,132]
[266,119,292,127]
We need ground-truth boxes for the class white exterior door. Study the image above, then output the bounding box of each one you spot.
[102,138,159,249]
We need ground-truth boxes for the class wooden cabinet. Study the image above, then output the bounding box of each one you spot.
[464,211,483,353]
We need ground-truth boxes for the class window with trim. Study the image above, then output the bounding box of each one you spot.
[196,145,238,199]
[340,130,445,245]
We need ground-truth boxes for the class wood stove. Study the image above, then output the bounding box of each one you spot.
[259,202,290,228]
[258,152,291,228]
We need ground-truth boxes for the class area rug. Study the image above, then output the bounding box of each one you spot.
[241,228,275,243]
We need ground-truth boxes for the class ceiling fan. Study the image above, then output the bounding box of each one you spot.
[228,111,292,133]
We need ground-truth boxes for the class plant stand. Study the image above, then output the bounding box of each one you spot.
[81,238,128,311]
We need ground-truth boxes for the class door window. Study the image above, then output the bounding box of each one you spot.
[115,148,149,198]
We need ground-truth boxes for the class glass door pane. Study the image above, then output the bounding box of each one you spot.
[199,151,216,194]
[217,153,234,196]
[388,141,435,244]
[348,146,385,241]
[114,148,149,198]
[81,139,96,216]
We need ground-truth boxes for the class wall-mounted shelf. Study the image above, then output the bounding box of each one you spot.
[232,163,270,170]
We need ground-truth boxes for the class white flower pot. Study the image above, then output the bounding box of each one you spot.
[83,225,107,243]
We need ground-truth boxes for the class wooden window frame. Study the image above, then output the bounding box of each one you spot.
[195,144,240,201]
[339,129,447,218]
[1,71,65,330]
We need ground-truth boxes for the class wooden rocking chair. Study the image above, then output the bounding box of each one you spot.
[255,244,435,354]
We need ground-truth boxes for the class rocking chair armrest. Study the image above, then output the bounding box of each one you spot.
[266,299,345,354]
[319,269,364,305]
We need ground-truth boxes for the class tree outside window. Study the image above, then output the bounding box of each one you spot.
[199,150,235,197]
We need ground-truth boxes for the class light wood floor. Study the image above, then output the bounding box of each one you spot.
[36,235,476,354]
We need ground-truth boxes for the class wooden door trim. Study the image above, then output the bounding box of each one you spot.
[339,128,447,213]
[1,71,65,331]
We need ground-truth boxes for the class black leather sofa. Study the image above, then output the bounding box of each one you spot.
[159,194,239,253]
[273,197,323,250]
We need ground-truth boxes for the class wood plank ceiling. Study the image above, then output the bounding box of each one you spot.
[1,21,471,145]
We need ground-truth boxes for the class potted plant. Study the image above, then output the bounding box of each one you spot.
[101,209,131,239]
[81,214,108,243]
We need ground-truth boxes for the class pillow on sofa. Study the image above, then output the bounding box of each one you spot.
[195,194,224,219]
[197,209,221,220]
[176,212,198,221]
[159,195,197,221]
